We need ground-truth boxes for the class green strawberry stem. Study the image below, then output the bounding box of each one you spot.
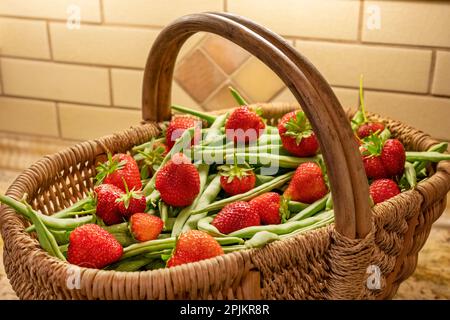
[171,164,210,237]
[171,104,217,125]
[405,151,450,162]
[190,171,294,215]
[359,74,368,123]
[228,86,249,106]
[143,128,195,196]
[132,137,165,152]
[23,202,66,261]
[287,194,330,222]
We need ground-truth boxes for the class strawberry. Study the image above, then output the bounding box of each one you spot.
[94,184,124,225]
[284,162,328,203]
[369,179,400,204]
[381,139,406,177]
[218,157,256,196]
[96,153,142,192]
[167,230,223,267]
[362,154,387,179]
[212,201,260,234]
[116,182,146,219]
[155,153,200,207]
[225,106,266,143]
[249,192,288,225]
[166,116,200,150]
[357,122,385,139]
[67,224,123,269]
[278,110,319,157]
[129,213,163,242]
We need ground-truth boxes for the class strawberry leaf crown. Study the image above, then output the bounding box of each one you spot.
[115,178,143,209]
[351,74,368,130]
[360,133,384,157]
[283,111,313,144]
[138,138,166,172]
[218,153,254,183]
[95,153,126,185]
[279,196,290,223]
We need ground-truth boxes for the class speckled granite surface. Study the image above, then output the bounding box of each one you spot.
[0,133,449,300]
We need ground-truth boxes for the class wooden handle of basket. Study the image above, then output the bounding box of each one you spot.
[141,13,371,239]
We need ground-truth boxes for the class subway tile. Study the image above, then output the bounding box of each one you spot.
[172,81,203,111]
[111,69,143,109]
[232,57,284,102]
[203,82,249,111]
[174,49,226,103]
[364,91,450,140]
[59,103,141,140]
[296,41,432,93]
[432,51,450,96]
[202,36,250,75]
[0,0,101,22]
[0,97,58,136]
[50,23,159,68]
[1,58,110,105]
[0,18,50,59]
[363,1,450,48]
[103,0,222,26]
[228,0,359,40]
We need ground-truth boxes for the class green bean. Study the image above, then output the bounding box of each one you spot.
[228,211,334,238]
[171,164,210,236]
[404,162,417,189]
[197,217,225,237]
[288,194,329,222]
[413,142,448,173]
[144,249,172,259]
[190,176,221,211]
[280,211,335,240]
[24,202,66,261]
[50,229,71,245]
[143,127,194,195]
[325,193,334,211]
[405,151,450,162]
[121,238,176,260]
[256,175,276,186]
[287,200,309,213]
[193,145,290,160]
[229,86,248,106]
[222,245,247,253]
[215,236,245,246]
[132,137,165,152]
[144,260,166,270]
[159,202,169,231]
[59,244,68,254]
[171,104,217,124]
[201,113,229,146]
[190,171,294,215]
[106,255,153,271]
[244,231,280,249]
[205,134,281,148]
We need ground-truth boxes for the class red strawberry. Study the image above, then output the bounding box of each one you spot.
[362,155,387,179]
[381,139,406,177]
[167,230,224,267]
[249,192,288,225]
[357,122,385,139]
[369,179,400,204]
[225,106,266,143]
[129,213,163,242]
[278,110,319,157]
[67,224,123,269]
[94,184,124,225]
[166,116,200,150]
[212,201,260,234]
[96,153,142,192]
[284,162,328,203]
[218,159,256,196]
[116,183,146,219]
[155,153,200,207]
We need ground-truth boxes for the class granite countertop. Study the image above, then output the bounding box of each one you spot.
[0,133,449,300]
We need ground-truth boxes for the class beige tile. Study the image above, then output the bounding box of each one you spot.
[203,82,249,111]
[0,97,58,136]
[296,41,432,93]
[50,23,159,68]
[0,18,50,59]
[59,103,141,140]
[172,81,202,111]
[0,0,101,22]
[365,91,450,140]
[103,0,222,26]
[1,58,110,105]
[111,69,143,109]
[228,0,359,40]
[178,33,207,60]
[232,57,284,102]
[363,1,450,48]
[270,87,297,104]
[174,49,226,103]
[432,51,450,96]
[202,35,250,75]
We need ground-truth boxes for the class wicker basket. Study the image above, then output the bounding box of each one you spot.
[1,13,449,300]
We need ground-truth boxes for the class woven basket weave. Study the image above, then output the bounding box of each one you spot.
[1,13,449,300]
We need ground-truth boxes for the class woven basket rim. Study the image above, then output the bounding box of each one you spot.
[1,102,449,282]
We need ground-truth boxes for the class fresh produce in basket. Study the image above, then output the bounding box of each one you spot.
[1,85,449,272]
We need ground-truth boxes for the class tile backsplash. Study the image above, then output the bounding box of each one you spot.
[0,0,449,141]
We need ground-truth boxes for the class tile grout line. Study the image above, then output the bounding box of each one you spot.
[108,68,114,106]
[55,102,63,138]
[427,50,437,94]
[45,21,54,60]
[0,59,4,95]
[357,0,364,43]
[99,0,105,24]
[223,0,228,12]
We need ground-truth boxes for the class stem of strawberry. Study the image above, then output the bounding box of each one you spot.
[359,74,368,123]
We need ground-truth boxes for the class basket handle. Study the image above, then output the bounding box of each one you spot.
[141,13,371,239]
